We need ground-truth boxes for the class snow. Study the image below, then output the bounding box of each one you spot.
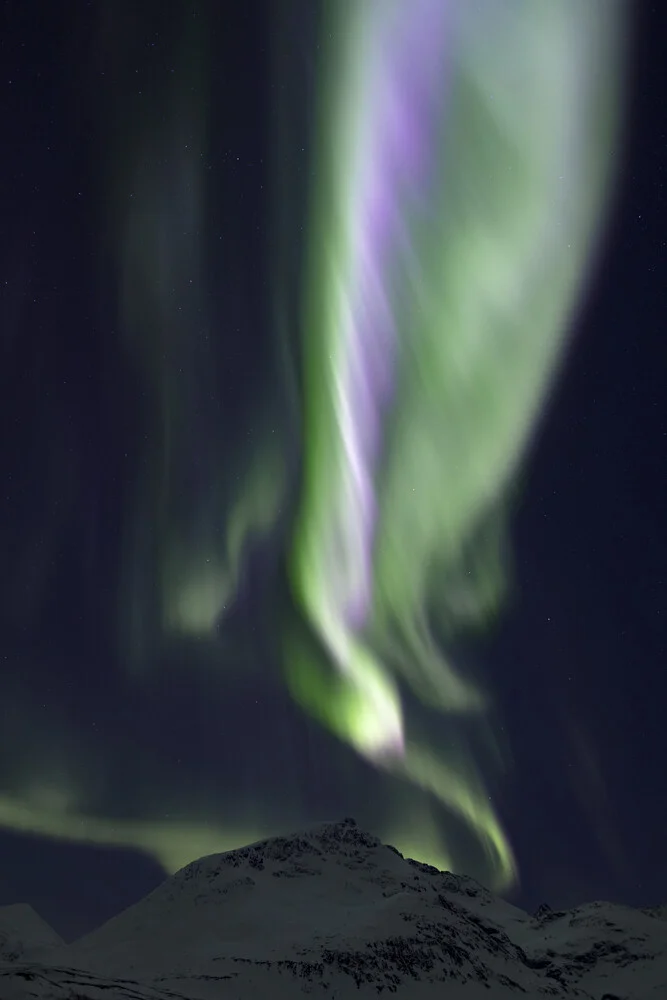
[0,903,64,963]
[0,817,664,998]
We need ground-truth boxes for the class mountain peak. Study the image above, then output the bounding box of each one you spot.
[1,819,665,999]
[0,904,63,963]
[173,815,381,879]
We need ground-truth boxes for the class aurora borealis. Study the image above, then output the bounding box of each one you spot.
[4,0,652,937]
[285,0,623,889]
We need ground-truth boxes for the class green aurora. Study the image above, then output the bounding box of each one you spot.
[0,0,626,893]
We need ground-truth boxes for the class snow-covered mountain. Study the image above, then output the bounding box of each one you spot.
[0,817,664,998]
[0,904,63,964]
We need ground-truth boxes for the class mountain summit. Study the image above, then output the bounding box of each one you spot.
[1,817,665,998]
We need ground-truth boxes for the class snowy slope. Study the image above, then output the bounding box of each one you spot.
[0,904,63,963]
[0,817,665,999]
[513,900,667,999]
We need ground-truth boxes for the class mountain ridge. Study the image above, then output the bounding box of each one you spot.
[0,817,664,998]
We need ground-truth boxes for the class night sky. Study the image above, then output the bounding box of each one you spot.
[1,1,665,944]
